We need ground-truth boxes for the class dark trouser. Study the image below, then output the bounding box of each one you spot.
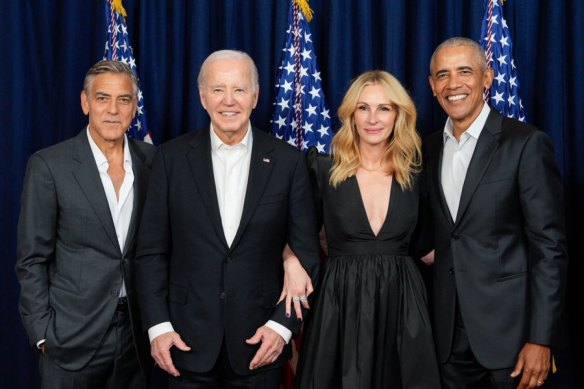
[40,301,146,389]
[441,301,519,389]
[441,303,519,389]
[169,340,282,389]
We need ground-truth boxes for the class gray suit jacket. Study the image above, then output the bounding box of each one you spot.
[16,128,155,371]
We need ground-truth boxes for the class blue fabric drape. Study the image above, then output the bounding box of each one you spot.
[1,1,582,387]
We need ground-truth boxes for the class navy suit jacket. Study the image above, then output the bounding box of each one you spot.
[135,127,320,375]
[422,110,568,369]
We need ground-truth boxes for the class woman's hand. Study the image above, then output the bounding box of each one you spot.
[421,249,435,265]
[279,245,314,320]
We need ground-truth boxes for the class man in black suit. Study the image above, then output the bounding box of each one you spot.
[16,60,155,388]
[424,37,568,388]
[135,50,320,388]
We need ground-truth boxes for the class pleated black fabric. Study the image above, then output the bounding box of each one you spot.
[295,150,440,389]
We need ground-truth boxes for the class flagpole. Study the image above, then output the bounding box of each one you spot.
[292,1,304,148]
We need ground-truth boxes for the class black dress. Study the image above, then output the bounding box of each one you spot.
[295,150,440,389]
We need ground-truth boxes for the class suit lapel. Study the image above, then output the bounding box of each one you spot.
[455,111,503,224]
[123,139,146,255]
[71,128,121,254]
[230,129,275,250]
[429,133,455,226]
[186,130,229,248]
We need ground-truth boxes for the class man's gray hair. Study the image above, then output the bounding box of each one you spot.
[429,37,488,73]
[197,50,259,89]
[84,60,139,96]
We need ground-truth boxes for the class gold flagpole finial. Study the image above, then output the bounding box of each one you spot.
[295,0,314,22]
[111,0,128,19]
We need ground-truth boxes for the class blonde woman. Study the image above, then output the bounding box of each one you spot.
[289,71,440,388]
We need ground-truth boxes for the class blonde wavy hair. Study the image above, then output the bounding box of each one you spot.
[329,70,421,190]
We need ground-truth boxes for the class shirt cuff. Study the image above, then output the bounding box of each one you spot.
[148,322,175,343]
[266,320,292,344]
[36,339,45,349]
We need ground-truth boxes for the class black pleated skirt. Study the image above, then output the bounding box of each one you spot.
[294,255,441,389]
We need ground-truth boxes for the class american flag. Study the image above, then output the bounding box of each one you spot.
[480,0,526,122]
[271,0,331,154]
[103,0,152,143]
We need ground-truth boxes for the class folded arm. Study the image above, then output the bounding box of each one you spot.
[252,152,321,368]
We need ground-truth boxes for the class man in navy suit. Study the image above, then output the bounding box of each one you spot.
[135,50,320,388]
[16,60,154,388]
[424,37,568,389]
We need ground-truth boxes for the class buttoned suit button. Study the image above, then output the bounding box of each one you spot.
[449,268,455,275]
[220,292,226,300]
[452,234,460,240]
[225,256,232,263]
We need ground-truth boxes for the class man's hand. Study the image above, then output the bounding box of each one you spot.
[150,331,191,377]
[511,342,551,388]
[245,325,286,370]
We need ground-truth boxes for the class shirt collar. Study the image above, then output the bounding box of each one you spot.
[443,103,491,143]
[209,122,252,152]
[86,126,132,169]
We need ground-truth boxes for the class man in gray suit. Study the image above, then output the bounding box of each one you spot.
[16,60,155,388]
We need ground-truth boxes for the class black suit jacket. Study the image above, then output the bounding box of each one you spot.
[135,127,320,376]
[16,128,155,371]
[422,110,568,369]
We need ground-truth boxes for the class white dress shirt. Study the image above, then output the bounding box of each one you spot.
[87,128,135,277]
[148,124,292,344]
[210,124,253,247]
[441,103,491,221]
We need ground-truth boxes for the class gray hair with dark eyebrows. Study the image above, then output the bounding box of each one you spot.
[197,50,259,90]
[83,60,139,96]
[429,37,488,74]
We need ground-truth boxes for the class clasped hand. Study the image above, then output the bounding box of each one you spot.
[151,327,287,375]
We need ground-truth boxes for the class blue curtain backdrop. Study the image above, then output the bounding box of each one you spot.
[1,1,582,387]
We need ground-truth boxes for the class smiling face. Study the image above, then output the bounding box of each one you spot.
[429,44,493,136]
[81,72,136,146]
[199,57,259,145]
[353,83,397,148]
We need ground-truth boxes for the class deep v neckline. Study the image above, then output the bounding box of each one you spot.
[353,175,395,238]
